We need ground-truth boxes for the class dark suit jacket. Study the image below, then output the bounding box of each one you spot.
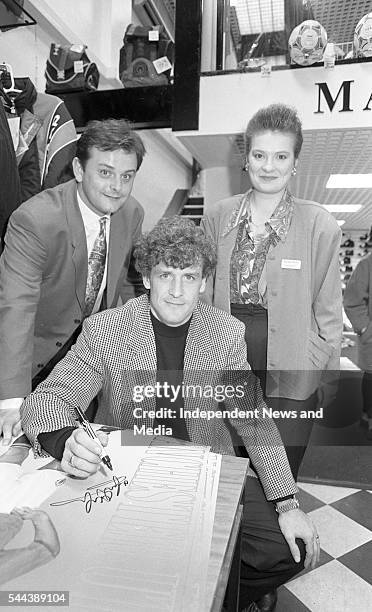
[0,179,143,398]
[21,295,297,501]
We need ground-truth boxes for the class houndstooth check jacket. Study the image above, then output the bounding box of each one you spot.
[21,295,297,500]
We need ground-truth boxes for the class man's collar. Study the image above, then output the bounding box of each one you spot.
[76,189,110,224]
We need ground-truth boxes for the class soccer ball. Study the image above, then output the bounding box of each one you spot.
[354,13,372,57]
[288,20,327,66]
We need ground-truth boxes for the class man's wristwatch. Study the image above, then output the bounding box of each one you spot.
[275,495,300,514]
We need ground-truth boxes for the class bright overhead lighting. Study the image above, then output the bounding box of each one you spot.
[326,174,372,188]
[323,205,362,212]
[337,220,345,226]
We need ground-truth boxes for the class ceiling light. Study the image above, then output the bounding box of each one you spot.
[323,205,362,212]
[337,220,345,226]
[326,174,372,188]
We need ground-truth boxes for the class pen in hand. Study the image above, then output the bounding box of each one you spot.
[74,406,113,471]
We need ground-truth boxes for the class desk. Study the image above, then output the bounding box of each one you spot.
[1,435,248,612]
[207,455,248,612]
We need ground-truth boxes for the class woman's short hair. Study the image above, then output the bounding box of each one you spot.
[245,103,303,159]
[134,216,217,279]
[77,118,146,170]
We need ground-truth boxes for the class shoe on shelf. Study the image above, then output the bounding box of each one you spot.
[341,239,354,248]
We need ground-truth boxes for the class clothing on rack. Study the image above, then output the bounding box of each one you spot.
[0,77,77,202]
[0,100,21,248]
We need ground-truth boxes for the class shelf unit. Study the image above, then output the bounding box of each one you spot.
[340,229,372,290]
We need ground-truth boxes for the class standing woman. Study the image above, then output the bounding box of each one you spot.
[201,103,342,479]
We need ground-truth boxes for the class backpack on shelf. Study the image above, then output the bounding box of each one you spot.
[119,24,174,88]
[45,43,100,94]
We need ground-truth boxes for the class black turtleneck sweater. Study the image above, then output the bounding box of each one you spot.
[150,311,190,441]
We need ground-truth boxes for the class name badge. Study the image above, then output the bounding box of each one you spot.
[281,259,301,270]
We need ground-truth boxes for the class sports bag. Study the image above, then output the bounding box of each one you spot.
[119,24,174,88]
[45,43,100,93]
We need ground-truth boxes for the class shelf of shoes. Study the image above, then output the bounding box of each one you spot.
[340,228,372,291]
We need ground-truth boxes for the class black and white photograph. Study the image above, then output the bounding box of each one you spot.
[0,1,372,611]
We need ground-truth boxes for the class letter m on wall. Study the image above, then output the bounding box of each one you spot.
[315,80,354,113]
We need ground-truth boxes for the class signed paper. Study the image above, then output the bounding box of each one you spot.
[3,431,150,595]
[70,440,221,612]
[3,433,221,612]
[49,475,129,514]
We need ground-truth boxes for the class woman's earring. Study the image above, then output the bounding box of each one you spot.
[291,167,297,176]
[243,160,249,172]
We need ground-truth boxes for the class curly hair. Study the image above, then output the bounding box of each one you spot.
[134,216,217,278]
[77,118,146,170]
[245,103,303,159]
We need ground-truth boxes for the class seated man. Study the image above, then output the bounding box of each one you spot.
[21,217,319,611]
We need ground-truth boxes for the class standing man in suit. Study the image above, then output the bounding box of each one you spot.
[21,217,319,611]
[0,118,145,443]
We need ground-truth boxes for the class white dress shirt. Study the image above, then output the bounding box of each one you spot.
[77,191,111,315]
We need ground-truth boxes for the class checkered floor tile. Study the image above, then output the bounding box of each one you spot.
[275,483,372,612]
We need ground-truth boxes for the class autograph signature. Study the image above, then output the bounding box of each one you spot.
[50,475,128,514]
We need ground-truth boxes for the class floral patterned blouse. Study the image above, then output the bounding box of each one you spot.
[230,189,294,307]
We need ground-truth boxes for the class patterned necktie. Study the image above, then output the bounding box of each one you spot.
[84,217,107,317]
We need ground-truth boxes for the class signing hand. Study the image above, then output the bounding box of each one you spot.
[278,509,320,570]
[0,398,24,445]
[61,428,108,478]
